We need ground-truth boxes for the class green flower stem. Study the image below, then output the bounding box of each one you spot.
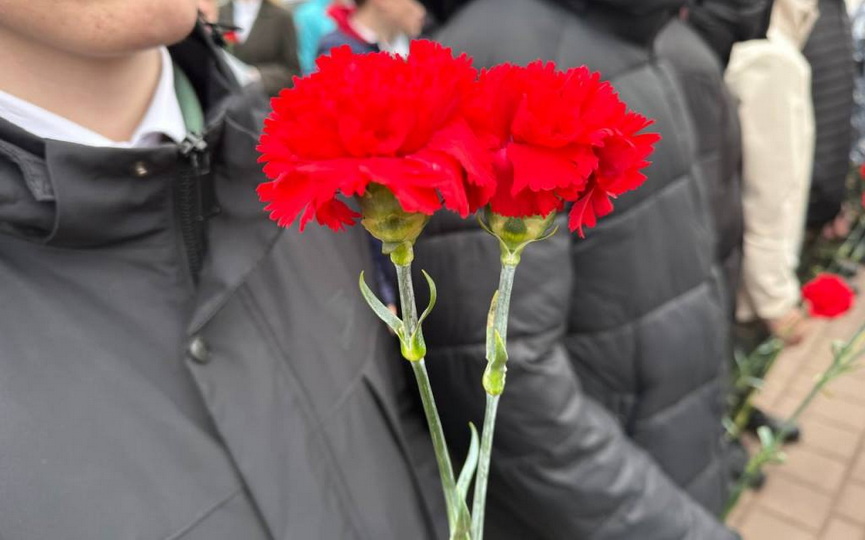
[472,262,518,540]
[394,262,460,532]
[471,393,499,540]
[730,339,784,437]
[411,359,461,531]
[725,321,865,518]
[724,440,777,517]
[830,215,865,272]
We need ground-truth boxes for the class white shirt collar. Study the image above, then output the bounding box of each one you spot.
[0,47,187,149]
[233,0,263,43]
[348,20,411,58]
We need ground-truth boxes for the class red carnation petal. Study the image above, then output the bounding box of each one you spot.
[568,187,615,237]
[425,119,495,189]
[410,151,470,216]
[507,142,596,195]
[298,203,317,232]
[315,199,361,231]
[488,166,563,219]
[257,175,319,229]
[375,180,442,215]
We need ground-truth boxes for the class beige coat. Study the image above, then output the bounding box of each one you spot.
[726,0,820,322]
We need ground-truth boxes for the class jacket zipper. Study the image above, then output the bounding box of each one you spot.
[176,132,217,282]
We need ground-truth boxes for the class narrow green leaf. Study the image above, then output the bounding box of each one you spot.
[756,425,775,449]
[483,331,508,396]
[734,349,748,369]
[457,423,480,503]
[359,271,402,334]
[485,291,499,362]
[745,376,765,389]
[722,417,738,437]
[417,270,437,328]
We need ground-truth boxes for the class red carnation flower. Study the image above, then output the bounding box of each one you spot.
[801,273,855,318]
[466,61,660,237]
[223,30,239,45]
[256,40,494,231]
[859,162,865,180]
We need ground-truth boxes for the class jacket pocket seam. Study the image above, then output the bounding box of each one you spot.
[161,485,244,540]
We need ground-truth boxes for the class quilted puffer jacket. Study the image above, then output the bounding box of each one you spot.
[657,16,744,314]
[412,0,737,538]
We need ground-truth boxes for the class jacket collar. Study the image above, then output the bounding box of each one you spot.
[0,24,239,248]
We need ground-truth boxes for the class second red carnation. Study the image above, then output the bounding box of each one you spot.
[467,61,660,237]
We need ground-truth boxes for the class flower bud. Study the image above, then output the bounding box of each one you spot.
[359,184,430,266]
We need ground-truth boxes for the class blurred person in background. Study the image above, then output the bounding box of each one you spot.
[0,1,443,538]
[317,0,425,56]
[219,0,301,95]
[725,0,819,346]
[295,0,347,74]
[415,0,742,538]
[803,0,857,241]
[852,0,865,163]
[660,0,777,317]
[684,0,806,481]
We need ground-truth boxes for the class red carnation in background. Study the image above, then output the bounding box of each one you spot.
[466,61,660,237]
[223,30,239,45]
[257,40,494,231]
[802,274,855,318]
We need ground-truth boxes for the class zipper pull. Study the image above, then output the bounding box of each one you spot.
[178,133,220,221]
[178,132,211,175]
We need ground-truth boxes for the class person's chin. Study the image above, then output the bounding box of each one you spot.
[128,14,200,50]
[82,17,199,57]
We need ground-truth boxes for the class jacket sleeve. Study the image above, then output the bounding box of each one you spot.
[257,10,301,96]
[725,42,815,321]
[413,215,737,540]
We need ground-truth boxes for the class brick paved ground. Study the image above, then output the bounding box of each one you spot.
[726,272,865,539]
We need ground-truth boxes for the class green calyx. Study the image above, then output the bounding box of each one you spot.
[479,209,559,265]
[359,184,430,266]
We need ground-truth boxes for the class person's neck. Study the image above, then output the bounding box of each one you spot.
[0,29,162,142]
[351,8,398,44]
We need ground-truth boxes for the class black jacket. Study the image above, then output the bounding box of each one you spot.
[803,0,856,228]
[687,0,773,67]
[657,18,743,312]
[412,0,736,538]
[0,27,441,540]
